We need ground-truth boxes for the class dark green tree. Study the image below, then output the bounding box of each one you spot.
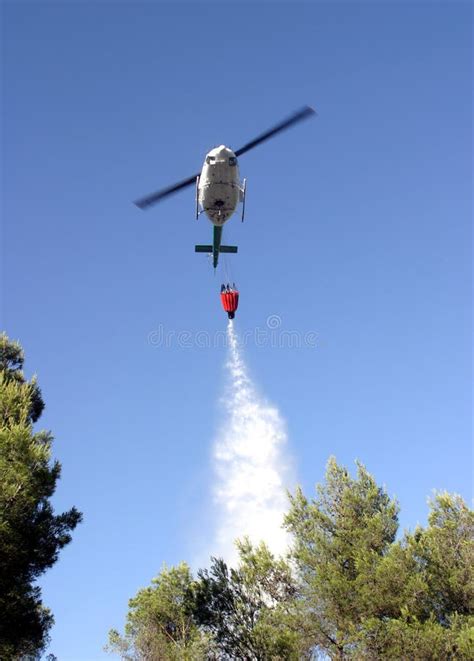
[0,333,82,659]
[194,539,305,660]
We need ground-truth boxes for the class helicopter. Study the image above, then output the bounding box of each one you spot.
[134,106,316,268]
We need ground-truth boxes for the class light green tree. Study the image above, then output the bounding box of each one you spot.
[108,541,305,660]
[285,458,474,659]
[358,492,474,659]
[107,563,213,660]
[284,457,399,658]
[109,457,473,660]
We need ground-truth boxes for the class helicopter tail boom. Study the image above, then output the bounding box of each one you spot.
[195,227,238,268]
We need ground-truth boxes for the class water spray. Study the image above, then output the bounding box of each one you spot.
[212,320,291,564]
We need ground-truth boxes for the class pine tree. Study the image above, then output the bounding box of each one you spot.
[107,563,213,660]
[0,334,82,658]
[284,457,399,658]
[285,458,474,659]
[108,458,473,659]
[194,539,304,659]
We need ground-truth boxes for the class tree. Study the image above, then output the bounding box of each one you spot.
[284,457,399,658]
[284,458,474,659]
[108,542,305,661]
[0,333,82,658]
[194,539,306,660]
[107,563,213,660]
[358,492,474,660]
[109,458,473,659]
[410,492,473,620]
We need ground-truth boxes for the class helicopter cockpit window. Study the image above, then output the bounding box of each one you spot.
[206,155,216,165]
[229,156,237,166]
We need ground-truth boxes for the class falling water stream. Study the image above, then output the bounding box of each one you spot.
[212,320,292,564]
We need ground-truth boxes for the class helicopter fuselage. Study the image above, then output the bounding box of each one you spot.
[134,106,315,269]
[198,145,245,226]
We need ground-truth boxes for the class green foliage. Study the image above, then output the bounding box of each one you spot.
[284,457,399,656]
[108,542,306,660]
[284,458,474,659]
[0,334,44,424]
[359,612,474,660]
[195,539,304,659]
[110,457,473,660]
[409,492,474,620]
[106,563,213,660]
[0,333,82,658]
[355,492,474,659]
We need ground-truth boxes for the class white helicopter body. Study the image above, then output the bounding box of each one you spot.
[134,106,315,268]
[197,145,245,226]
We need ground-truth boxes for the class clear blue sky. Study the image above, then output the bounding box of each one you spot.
[2,2,472,659]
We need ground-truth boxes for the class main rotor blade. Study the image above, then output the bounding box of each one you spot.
[134,173,199,209]
[234,105,316,158]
